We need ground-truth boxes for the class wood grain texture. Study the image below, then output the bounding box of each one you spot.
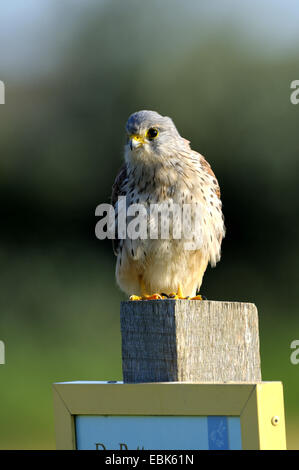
[120,300,261,383]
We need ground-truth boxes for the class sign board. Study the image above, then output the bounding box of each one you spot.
[53,381,286,450]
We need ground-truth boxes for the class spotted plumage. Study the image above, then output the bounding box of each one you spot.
[111,110,225,297]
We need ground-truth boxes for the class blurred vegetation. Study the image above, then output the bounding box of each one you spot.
[0,0,298,449]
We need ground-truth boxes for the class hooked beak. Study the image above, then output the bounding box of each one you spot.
[129,134,145,151]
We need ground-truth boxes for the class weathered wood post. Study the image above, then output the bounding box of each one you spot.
[121,300,261,383]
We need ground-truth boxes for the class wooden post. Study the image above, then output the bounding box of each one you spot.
[120,300,261,383]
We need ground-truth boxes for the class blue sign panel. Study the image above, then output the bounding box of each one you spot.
[75,415,242,450]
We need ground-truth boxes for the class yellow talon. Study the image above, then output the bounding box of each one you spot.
[168,285,186,300]
[129,295,142,301]
[168,285,203,300]
[190,295,203,300]
[143,293,163,300]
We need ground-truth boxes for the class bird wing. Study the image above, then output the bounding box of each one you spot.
[198,153,221,199]
[198,153,225,252]
[111,163,128,255]
[188,150,225,265]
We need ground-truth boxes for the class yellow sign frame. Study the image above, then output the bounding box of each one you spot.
[53,381,286,450]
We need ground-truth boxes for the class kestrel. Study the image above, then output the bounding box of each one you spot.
[111,110,225,300]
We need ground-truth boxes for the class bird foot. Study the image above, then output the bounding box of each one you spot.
[129,292,203,301]
[143,293,163,300]
[129,295,143,301]
[168,292,203,300]
[129,293,163,301]
[167,292,186,300]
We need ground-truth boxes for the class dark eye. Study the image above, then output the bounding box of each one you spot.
[146,127,159,140]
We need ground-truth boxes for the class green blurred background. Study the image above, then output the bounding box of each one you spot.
[0,0,298,449]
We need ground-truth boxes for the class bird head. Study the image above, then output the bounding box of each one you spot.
[124,110,187,166]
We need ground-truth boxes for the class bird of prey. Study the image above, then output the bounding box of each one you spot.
[111,110,225,300]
